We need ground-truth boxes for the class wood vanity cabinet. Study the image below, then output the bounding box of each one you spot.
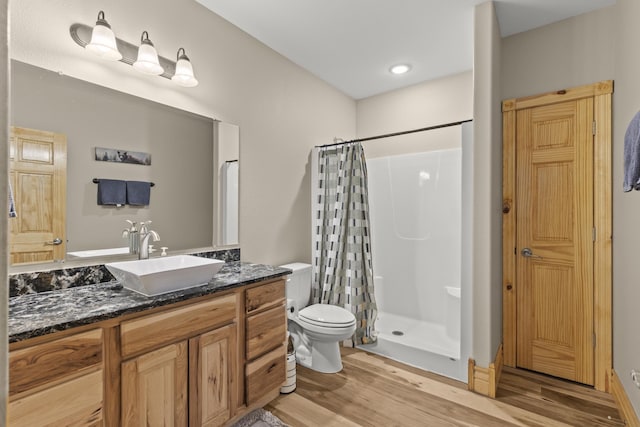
[8,328,105,427]
[244,279,287,405]
[119,294,238,427]
[8,277,290,427]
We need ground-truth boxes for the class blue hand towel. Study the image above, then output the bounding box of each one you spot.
[126,181,151,206]
[624,111,640,191]
[97,179,126,206]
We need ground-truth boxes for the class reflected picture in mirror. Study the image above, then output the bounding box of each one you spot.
[9,61,239,268]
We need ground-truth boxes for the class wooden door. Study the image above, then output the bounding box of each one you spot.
[189,323,237,427]
[9,126,67,265]
[121,342,188,427]
[515,98,594,385]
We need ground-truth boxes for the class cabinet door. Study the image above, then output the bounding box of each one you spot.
[121,342,188,427]
[189,323,238,427]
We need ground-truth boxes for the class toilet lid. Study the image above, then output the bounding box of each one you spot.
[298,304,356,327]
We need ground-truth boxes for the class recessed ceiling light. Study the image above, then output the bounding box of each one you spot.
[390,64,411,75]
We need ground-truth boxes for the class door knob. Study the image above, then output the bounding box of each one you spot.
[45,237,63,245]
[521,247,542,259]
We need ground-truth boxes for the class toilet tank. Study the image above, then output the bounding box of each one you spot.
[280,262,312,308]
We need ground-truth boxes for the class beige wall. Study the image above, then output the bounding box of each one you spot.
[472,1,503,367]
[356,71,472,139]
[501,6,615,100]
[613,0,640,414]
[9,0,357,266]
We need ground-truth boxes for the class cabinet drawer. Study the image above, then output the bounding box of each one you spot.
[245,344,286,405]
[9,328,103,396]
[9,369,103,427]
[246,280,285,314]
[246,303,286,360]
[121,294,237,358]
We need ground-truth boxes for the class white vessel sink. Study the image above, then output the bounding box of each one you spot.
[105,255,225,296]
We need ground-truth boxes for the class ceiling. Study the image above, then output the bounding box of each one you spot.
[196,0,616,99]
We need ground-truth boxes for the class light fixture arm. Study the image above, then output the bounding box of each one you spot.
[140,30,153,46]
[70,23,177,79]
[96,11,110,28]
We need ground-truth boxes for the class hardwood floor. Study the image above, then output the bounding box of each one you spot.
[266,348,624,427]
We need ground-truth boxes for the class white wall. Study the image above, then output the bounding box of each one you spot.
[9,0,357,266]
[613,0,640,414]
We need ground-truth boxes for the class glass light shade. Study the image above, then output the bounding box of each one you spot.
[133,37,164,76]
[172,57,198,87]
[85,13,122,61]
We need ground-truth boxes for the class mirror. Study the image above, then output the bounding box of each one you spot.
[9,60,239,269]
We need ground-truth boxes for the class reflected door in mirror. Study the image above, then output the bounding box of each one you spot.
[10,127,67,265]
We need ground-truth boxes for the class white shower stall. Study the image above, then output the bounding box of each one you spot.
[358,123,472,382]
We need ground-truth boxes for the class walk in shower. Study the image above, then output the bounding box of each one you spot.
[358,123,472,382]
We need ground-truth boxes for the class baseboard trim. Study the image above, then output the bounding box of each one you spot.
[468,344,504,398]
[611,369,640,427]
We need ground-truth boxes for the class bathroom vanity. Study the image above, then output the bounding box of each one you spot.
[8,262,289,427]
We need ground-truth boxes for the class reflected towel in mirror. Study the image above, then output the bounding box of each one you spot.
[97,179,126,206]
[126,181,151,206]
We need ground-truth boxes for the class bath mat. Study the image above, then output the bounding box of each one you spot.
[231,408,289,427]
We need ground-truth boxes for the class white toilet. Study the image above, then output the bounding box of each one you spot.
[280,262,356,373]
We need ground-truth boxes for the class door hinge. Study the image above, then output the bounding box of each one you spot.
[592,120,597,136]
[593,332,597,348]
[593,227,596,242]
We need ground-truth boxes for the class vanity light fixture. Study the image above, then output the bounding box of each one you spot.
[390,64,411,75]
[133,31,164,76]
[70,13,199,88]
[171,48,199,87]
[85,11,122,61]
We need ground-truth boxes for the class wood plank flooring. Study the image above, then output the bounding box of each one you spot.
[266,348,624,427]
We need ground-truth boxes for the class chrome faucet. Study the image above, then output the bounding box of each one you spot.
[138,221,160,260]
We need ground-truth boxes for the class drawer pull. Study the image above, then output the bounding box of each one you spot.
[267,363,277,373]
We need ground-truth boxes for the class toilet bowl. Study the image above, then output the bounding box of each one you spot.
[281,263,356,373]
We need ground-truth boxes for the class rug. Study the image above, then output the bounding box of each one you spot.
[231,408,289,427]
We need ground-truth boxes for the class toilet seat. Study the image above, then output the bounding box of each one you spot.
[298,304,356,328]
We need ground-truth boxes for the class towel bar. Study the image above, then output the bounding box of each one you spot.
[93,178,155,187]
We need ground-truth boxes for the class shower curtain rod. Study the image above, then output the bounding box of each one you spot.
[319,118,473,148]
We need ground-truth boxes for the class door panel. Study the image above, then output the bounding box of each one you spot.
[516,99,594,385]
[121,342,188,427]
[189,323,237,427]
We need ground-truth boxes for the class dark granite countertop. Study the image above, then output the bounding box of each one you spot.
[9,262,292,344]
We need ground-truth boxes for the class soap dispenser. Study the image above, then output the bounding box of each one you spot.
[122,220,139,254]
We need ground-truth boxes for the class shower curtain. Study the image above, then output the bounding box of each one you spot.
[311,142,377,345]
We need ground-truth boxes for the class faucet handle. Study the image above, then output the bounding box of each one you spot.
[139,220,152,233]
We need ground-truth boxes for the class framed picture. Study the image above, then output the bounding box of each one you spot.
[95,147,151,166]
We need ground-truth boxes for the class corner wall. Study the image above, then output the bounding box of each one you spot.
[472,1,502,368]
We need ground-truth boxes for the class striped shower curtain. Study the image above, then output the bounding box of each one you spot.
[311,142,377,345]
